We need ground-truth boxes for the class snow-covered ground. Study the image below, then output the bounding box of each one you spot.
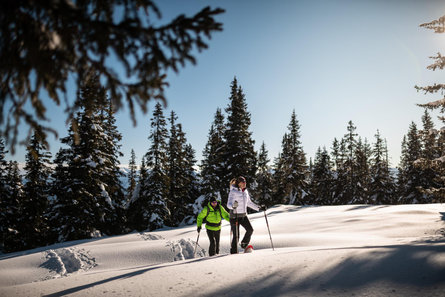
[1,204,445,297]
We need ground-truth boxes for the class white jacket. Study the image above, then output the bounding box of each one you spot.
[227,185,259,215]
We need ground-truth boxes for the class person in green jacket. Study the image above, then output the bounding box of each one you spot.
[197,196,230,256]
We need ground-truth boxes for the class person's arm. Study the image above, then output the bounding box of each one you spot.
[227,189,235,210]
[220,205,230,221]
[196,206,208,228]
[246,190,260,211]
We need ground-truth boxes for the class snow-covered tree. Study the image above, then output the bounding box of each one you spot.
[2,161,23,252]
[309,147,335,205]
[397,122,425,203]
[273,111,308,205]
[416,110,440,203]
[21,131,52,249]
[330,137,346,205]
[255,142,274,207]
[179,143,201,225]
[200,108,227,202]
[126,149,138,206]
[99,98,126,234]
[369,131,395,204]
[224,77,257,200]
[50,72,124,241]
[129,102,170,231]
[341,121,359,204]
[167,111,199,225]
[0,138,8,251]
[414,15,445,201]
[48,147,72,243]
[353,137,372,204]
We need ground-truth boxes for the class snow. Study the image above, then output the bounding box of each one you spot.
[1,204,445,297]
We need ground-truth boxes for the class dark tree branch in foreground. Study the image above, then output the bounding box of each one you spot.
[0,0,224,153]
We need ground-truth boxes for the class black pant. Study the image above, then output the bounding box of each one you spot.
[206,229,221,256]
[230,216,253,254]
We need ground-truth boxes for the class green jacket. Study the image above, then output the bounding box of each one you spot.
[197,202,230,231]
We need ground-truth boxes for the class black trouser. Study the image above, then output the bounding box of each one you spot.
[230,216,253,254]
[206,229,221,256]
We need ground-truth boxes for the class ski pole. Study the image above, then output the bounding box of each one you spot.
[264,210,274,251]
[193,230,201,258]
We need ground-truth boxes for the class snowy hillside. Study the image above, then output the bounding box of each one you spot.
[1,204,445,297]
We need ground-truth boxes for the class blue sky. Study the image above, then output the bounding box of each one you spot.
[6,0,445,168]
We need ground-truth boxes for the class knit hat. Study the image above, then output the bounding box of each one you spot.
[210,196,218,203]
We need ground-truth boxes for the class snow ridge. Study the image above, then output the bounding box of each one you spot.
[167,238,205,260]
[40,248,97,280]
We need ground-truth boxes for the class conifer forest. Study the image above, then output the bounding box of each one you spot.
[1,75,443,253]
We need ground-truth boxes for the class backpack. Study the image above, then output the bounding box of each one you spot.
[202,204,222,224]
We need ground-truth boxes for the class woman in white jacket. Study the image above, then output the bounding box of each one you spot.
[227,176,263,254]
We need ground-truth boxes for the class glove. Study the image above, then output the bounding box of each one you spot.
[197,226,201,232]
[259,205,267,211]
[233,201,238,209]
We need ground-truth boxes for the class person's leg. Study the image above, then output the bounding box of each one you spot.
[239,217,254,248]
[207,229,216,256]
[230,218,239,254]
[214,229,221,255]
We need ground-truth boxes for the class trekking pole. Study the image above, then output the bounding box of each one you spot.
[193,230,201,258]
[233,200,239,254]
[263,210,275,251]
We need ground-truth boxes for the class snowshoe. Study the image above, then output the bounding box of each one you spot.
[244,245,254,253]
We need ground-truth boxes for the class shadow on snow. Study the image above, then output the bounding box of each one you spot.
[206,242,445,297]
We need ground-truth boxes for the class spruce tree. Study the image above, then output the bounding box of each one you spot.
[21,131,52,249]
[167,111,182,224]
[0,138,6,197]
[2,161,23,252]
[272,137,288,205]
[100,98,126,234]
[330,137,346,205]
[167,112,198,225]
[273,111,308,205]
[417,110,440,202]
[0,138,8,251]
[48,147,72,243]
[396,136,409,202]
[202,108,226,199]
[369,131,395,204]
[129,102,170,231]
[353,138,371,204]
[127,149,138,206]
[415,15,445,201]
[398,122,424,203]
[310,147,334,205]
[224,77,257,200]
[341,121,359,204]
[255,142,274,207]
[50,72,123,241]
[200,108,227,202]
[180,143,201,225]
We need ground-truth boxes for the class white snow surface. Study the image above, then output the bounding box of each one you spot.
[1,204,445,297]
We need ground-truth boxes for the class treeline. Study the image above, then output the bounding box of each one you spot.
[1,76,444,253]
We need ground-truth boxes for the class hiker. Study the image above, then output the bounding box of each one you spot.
[196,196,230,256]
[227,176,265,254]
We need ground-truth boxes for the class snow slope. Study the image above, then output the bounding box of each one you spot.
[1,204,445,297]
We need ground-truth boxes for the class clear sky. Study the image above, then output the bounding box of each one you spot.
[5,0,445,168]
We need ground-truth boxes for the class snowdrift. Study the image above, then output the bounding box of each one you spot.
[1,204,445,297]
